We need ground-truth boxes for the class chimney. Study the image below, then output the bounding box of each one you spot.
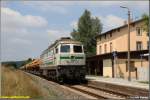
[124,20,127,25]
[124,18,133,25]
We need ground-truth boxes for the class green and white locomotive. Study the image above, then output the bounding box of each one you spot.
[40,37,86,83]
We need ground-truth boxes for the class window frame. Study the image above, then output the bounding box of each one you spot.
[110,32,112,37]
[104,34,106,39]
[104,44,107,53]
[73,45,83,53]
[60,44,70,53]
[99,45,101,54]
[55,47,58,54]
[136,41,142,51]
[110,42,112,52]
[136,27,142,36]
[126,61,135,72]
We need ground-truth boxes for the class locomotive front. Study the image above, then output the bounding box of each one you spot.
[59,44,85,66]
[56,40,86,80]
[40,37,86,83]
[57,42,86,81]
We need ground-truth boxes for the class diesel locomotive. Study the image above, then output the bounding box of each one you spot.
[39,37,86,83]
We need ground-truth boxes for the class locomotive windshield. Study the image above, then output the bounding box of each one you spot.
[73,45,82,53]
[60,45,70,53]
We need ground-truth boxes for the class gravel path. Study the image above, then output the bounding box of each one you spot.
[24,72,95,99]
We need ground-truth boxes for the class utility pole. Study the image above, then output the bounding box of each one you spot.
[113,51,117,78]
[120,6,131,81]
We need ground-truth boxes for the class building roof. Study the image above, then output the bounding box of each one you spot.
[41,37,81,55]
[87,50,148,61]
[96,18,145,38]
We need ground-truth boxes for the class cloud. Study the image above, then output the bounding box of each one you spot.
[98,15,125,32]
[70,15,125,33]
[1,7,49,61]
[23,1,68,14]
[10,38,32,45]
[47,29,70,42]
[1,7,71,61]
[1,7,48,29]
[23,1,149,6]
[23,1,148,15]
[41,6,67,14]
[3,1,149,15]
[1,1,148,61]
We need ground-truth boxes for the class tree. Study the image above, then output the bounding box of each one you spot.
[25,58,32,64]
[71,29,79,40]
[71,10,102,56]
[142,13,149,32]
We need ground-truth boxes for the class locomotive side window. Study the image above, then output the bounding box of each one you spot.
[55,48,58,54]
[73,45,82,53]
[61,45,70,53]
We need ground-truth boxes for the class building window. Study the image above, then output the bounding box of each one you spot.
[99,45,101,54]
[126,61,135,72]
[104,34,106,39]
[55,48,58,54]
[99,37,101,41]
[132,23,135,27]
[110,42,112,52]
[110,32,112,37]
[136,41,142,50]
[147,32,149,36]
[104,44,107,53]
[136,27,142,36]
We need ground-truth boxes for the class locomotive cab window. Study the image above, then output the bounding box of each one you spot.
[73,45,82,53]
[60,45,70,53]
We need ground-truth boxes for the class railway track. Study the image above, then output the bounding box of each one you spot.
[86,85,130,98]
[66,85,126,99]
[25,71,148,99]
[26,71,126,99]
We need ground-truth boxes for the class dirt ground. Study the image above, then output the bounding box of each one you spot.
[1,66,87,99]
[1,66,59,99]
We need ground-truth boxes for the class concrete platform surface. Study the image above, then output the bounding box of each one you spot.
[86,75,149,90]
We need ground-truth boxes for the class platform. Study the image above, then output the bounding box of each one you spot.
[86,75,149,90]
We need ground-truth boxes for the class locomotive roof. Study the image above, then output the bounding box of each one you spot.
[41,37,82,55]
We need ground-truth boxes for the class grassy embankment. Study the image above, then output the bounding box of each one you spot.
[1,66,56,99]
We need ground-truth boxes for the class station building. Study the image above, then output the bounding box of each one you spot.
[87,19,149,81]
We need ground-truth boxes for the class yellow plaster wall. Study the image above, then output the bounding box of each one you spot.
[97,21,149,55]
[116,59,148,79]
[103,59,112,77]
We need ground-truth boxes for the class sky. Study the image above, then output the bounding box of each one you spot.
[1,0,149,61]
